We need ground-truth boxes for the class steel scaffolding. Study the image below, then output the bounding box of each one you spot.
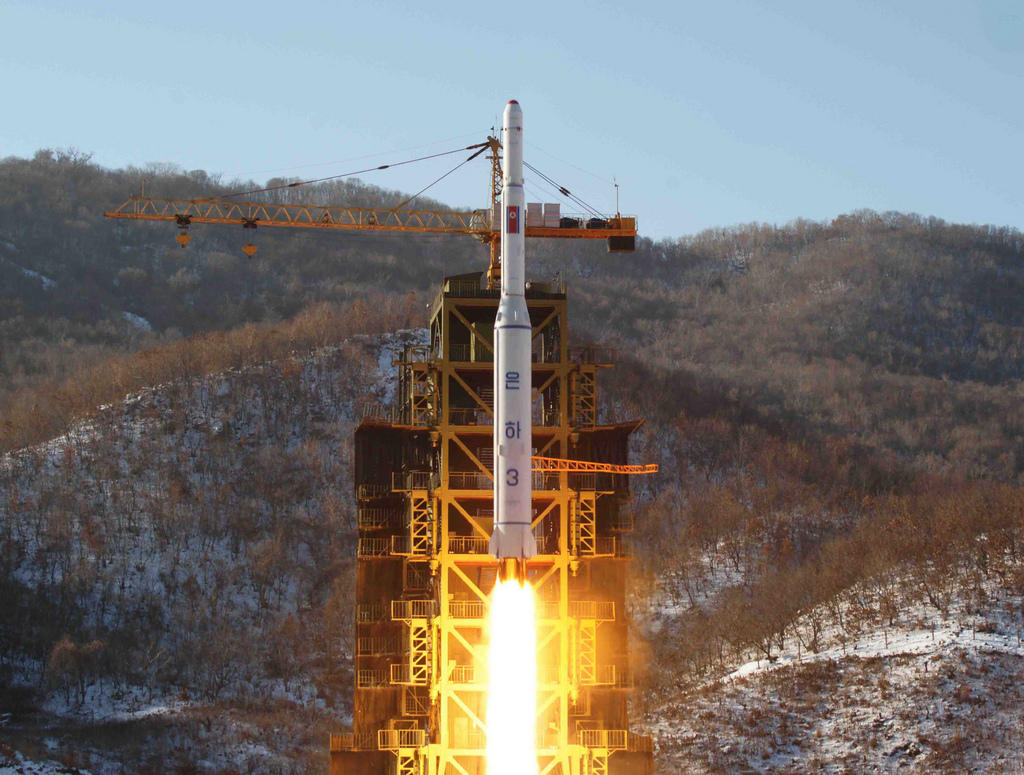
[331,273,653,775]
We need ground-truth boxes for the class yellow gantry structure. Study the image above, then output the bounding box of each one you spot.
[333,272,653,775]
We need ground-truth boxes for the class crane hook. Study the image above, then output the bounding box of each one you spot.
[174,214,192,248]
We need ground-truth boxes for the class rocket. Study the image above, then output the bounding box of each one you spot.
[489,100,537,583]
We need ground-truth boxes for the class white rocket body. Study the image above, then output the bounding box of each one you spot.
[489,100,537,563]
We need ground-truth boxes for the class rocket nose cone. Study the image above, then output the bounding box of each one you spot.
[507,99,519,105]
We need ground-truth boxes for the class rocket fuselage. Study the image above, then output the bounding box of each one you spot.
[489,100,537,567]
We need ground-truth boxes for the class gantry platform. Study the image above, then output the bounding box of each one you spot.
[330,272,653,775]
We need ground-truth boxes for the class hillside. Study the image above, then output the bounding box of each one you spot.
[651,618,1024,773]
[1,321,1021,773]
[0,150,475,409]
[2,149,1024,772]
[0,330,429,773]
[4,152,1024,483]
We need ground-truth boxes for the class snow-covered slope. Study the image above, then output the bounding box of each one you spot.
[645,568,1024,773]
[0,331,424,773]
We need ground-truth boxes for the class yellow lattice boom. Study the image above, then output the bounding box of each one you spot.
[531,457,658,474]
[103,135,638,285]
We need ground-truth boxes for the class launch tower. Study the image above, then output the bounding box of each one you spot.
[330,272,653,775]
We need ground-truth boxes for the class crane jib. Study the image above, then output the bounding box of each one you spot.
[104,197,635,242]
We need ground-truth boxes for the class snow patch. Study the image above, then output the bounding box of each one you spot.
[12,263,56,289]
[0,750,94,775]
[725,618,1024,683]
[122,311,153,331]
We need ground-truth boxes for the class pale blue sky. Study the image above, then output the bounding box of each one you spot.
[2,0,1021,239]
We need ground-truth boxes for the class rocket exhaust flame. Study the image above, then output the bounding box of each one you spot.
[497,557,528,584]
[486,578,539,775]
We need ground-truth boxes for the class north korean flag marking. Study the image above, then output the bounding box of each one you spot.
[506,205,520,234]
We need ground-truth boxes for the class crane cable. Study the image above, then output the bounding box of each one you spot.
[185,139,609,222]
[392,144,490,211]
[523,161,606,220]
[191,142,490,204]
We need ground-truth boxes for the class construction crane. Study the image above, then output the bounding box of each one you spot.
[104,136,637,288]
[104,133,654,481]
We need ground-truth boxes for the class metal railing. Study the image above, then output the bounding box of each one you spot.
[533,472,560,490]
[568,472,619,492]
[448,600,487,619]
[451,729,486,749]
[585,666,634,689]
[536,600,560,621]
[357,537,389,557]
[360,403,396,423]
[448,408,494,426]
[357,602,389,623]
[393,344,435,364]
[392,471,437,491]
[389,535,411,555]
[583,536,632,558]
[378,729,426,750]
[578,730,653,752]
[441,276,569,300]
[591,665,618,686]
[610,511,635,532]
[448,343,494,363]
[329,732,377,751]
[358,507,402,530]
[601,536,633,558]
[447,471,493,490]
[356,668,390,688]
[357,636,401,656]
[592,536,617,558]
[448,341,559,365]
[531,403,552,426]
[357,482,390,500]
[535,600,616,621]
[570,600,616,620]
[392,599,437,620]
[390,663,426,686]
[449,665,478,684]
[445,278,495,298]
[448,535,490,554]
[531,345,563,364]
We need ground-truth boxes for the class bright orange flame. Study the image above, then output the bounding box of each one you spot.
[486,578,538,775]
